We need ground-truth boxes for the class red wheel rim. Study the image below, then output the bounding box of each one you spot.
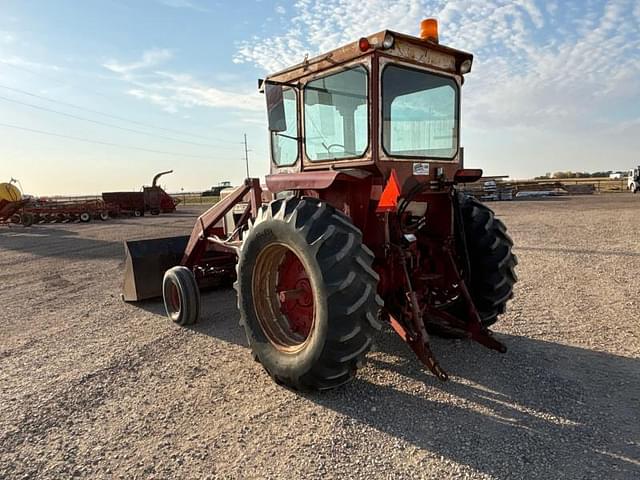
[276,251,314,339]
[167,281,181,319]
[252,244,315,352]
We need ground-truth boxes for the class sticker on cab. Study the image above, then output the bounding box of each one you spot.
[413,163,430,176]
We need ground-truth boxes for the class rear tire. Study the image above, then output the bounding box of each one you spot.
[162,266,200,326]
[134,210,143,217]
[459,194,517,327]
[79,212,91,223]
[236,197,382,391]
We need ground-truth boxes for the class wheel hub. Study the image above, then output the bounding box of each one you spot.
[252,244,316,352]
[276,252,313,338]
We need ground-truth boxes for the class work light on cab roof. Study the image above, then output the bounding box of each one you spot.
[122,17,516,392]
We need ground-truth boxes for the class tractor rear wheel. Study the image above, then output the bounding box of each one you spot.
[236,197,382,391]
[459,194,517,327]
[162,266,200,326]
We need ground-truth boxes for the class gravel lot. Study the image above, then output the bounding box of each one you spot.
[1,195,639,479]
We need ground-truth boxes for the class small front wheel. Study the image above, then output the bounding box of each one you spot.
[162,266,200,326]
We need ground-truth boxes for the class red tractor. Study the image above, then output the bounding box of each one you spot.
[123,19,517,390]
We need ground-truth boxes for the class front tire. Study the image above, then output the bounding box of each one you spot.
[236,197,382,391]
[459,195,517,327]
[162,266,200,326]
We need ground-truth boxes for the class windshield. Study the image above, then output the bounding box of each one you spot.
[304,66,368,161]
[382,64,458,159]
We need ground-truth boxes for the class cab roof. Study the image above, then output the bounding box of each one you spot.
[264,29,473,85]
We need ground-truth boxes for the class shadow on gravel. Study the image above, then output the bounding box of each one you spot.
[130,291,640,478]
[0,225,122,260]
[134,288,248,347]
[314,332,640,479]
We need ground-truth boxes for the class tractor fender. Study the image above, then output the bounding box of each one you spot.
[265,169,371,193]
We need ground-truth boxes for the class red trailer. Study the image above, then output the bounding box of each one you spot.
[102,191,146,217]
[102,170,179,216]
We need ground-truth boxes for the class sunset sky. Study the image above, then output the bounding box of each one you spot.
[1,0,638,195]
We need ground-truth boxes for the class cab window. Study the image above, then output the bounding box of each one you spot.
[271,88,299,166]
[304,66,368,161]
[382,64,458,159]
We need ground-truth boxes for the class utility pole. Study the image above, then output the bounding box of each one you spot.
[243,133,250,178]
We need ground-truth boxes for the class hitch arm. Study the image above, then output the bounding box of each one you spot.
[394,245,449,381]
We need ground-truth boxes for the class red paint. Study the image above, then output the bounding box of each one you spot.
[276,251,314,338]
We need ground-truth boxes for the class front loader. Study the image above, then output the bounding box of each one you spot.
[123,19,517,390]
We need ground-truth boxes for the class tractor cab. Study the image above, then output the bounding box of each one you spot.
[261,19,475,189]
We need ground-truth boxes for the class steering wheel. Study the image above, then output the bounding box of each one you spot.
[323,143,358,156]
[324,143,345,153]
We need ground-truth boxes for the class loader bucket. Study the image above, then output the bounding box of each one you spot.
[122,235,189,301]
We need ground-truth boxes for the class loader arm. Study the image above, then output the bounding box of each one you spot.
[181,178,262,268]
[122,178,262,301]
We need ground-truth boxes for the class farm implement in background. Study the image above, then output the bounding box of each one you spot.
[24,197,116,224]
[123,19,518,391]
[102,170,180,217]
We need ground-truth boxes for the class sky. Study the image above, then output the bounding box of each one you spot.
[0,0,639,195]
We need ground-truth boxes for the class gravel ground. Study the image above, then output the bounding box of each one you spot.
[1,194,639,479]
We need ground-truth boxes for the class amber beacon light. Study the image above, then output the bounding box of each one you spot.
[420,18,439,43]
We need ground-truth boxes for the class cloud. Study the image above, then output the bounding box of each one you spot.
[1,30,16,44]
[0,55,63,72]
[233,0,640,134]
[122,71,263,114]
[103,48,262,114]
[103,48,173,74]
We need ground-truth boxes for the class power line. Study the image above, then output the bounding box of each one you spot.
[0,121,228,159]
[0,68,243,144]
[0,60,115,100]
[0,94,238,150]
